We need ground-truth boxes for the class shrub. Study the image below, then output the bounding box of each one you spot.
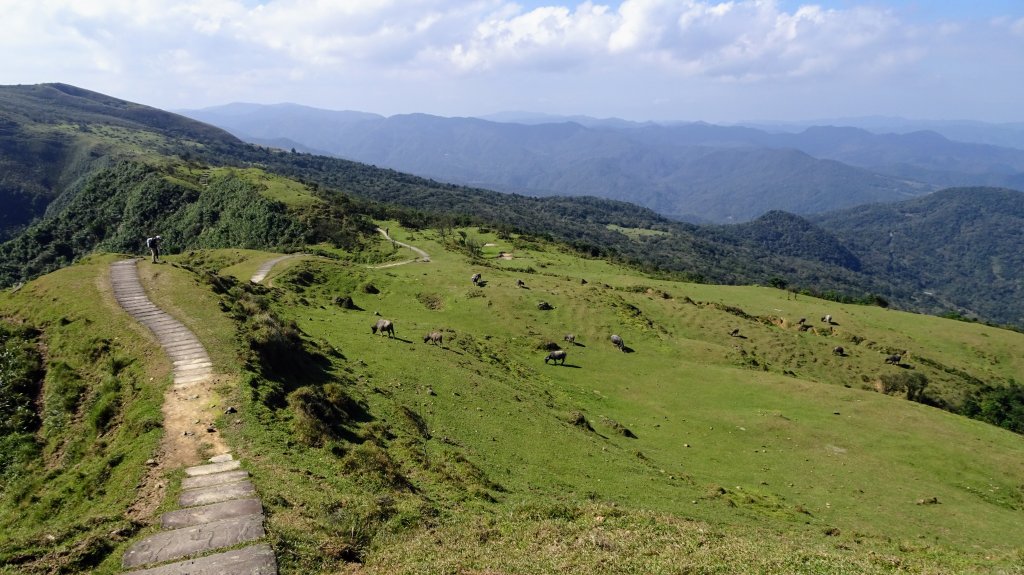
[878,371,929,402]
[288,383,364,446]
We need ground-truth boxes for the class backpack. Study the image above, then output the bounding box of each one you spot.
[146,237,155,249]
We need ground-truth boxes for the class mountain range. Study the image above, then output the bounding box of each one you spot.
[181,103,1024,222]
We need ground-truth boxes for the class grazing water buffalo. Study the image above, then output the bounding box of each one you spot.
[423,331,443,345]
[372,319,395,337]
[545,349,567,365]
[564,333,576,344]
[729,328,741,337]
[833,346,845,356]
[516,279,526,288]
[610,334,624,350]
[885,354,901,365]
[471,273,481,284]
[822,314,833,324]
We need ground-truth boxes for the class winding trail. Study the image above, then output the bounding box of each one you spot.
[374,227,431,268]
[110,260,277,575]
[250,254,300,284]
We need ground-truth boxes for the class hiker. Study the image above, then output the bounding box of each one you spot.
[146,235,162,263]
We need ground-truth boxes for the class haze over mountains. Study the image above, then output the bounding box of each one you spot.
[181,103,1024,223]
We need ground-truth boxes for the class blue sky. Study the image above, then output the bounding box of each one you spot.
[1,1,1022,122]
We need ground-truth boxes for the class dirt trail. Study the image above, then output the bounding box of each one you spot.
[251,254,300,284]
[373,227,430,268]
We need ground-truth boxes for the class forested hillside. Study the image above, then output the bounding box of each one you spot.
[814,187,1024,326]
[0,83,241,241]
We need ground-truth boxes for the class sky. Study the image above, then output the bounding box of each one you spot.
[2,0,1023,123]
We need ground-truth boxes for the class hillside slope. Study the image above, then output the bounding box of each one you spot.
[6,229,1019,573]
[0,83,241,241]
[814,187,1024,326]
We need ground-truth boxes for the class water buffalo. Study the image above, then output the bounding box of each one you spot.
[423,331,443,345]
[545,350,567,365]
[372,319,395,337]
[833,346,845,356]
[610,334,624,350]
[516,279,526,288]
[564,333,576,344]
[885,354,901,365]
[471,273,481,284]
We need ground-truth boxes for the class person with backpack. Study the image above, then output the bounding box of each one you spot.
[146,235,162,263]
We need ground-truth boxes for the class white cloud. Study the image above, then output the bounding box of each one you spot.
[0,1,1021,120]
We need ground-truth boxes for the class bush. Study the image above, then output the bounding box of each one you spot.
[962,382,1024,434]
[288,383,364,446]
[878,371,929,402]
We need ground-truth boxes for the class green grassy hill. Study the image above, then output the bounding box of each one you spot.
[6,222,1020,573]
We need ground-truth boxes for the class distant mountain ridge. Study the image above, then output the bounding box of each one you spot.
[181,105,948,222]
[181,104,1024,222]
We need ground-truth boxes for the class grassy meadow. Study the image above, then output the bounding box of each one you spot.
[192,225,1024,573]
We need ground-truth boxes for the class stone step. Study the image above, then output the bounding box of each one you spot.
[171,362,210,374]
[180,480,256,507]
[122,543,277,575]
[181,469,248,491]
[152,327,195,339]
[162,498,263,529]
[140,317,185,329]
[174,374,212,387]
[174,367,213,380]
[185,460,241,477]
[163,342,207,355]
[173,358,213,369]
[121,514,266,568]
[209,453,234,463]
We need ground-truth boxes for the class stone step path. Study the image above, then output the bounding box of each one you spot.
[110,260,277,574]
[110,260,213,389]
[122,453,276,574]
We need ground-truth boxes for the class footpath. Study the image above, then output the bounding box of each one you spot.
[374,227,431,267]
[250,254,299,284]
[110,259,277,574]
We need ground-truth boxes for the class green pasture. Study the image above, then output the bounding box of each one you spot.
[204,225,1023,572]
[2,226,1023,573]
